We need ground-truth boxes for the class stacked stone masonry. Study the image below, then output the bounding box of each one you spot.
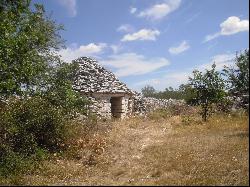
[73,56,185,119]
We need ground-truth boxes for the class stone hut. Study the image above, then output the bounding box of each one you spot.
[73,57,134,119]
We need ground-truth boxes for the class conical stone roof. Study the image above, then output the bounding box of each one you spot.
[73,57,133,94]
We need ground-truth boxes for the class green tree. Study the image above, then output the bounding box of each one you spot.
[141,85,156,97]
[178,84,196,104]
[223,49,249,109]
[0,0,87,114]
[166,86,174,92]
[43,62,89,117]
[189,63,226,121]
[0,1,88,176]
[0,0,64,99]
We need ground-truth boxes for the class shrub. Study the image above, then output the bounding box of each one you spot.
[0,96,70,176]
[215,97,234,113]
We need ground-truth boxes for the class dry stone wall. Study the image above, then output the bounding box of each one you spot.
[87,95,112,119]
[132,91,185,115]
[72,56,186,119]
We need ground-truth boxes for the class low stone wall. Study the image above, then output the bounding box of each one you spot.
[84,92,186,119]
[85,91,248,119]
[132,92,185,115]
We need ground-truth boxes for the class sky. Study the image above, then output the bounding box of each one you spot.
[33,0,249,92]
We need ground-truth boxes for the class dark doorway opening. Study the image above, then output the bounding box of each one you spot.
[110,97,122,118]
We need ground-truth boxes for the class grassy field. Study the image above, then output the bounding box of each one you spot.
[1,110,249,186]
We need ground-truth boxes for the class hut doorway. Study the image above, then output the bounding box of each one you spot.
[110,97,122,118]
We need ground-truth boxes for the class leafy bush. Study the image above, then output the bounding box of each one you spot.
[42,62,89,118]
[0,96,71,176]
[215,97,234,113]
[223,49,249,98]
[0,0,89,178]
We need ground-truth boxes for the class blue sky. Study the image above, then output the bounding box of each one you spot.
[33,0,249,92]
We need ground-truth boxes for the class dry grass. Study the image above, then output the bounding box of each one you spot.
[1,111,249,186]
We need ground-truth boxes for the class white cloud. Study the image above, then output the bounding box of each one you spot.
[134,79,161,87]
[57,0,77,17]
[220,16,249,35]
[197,53,235,70]
[204,32,221,42]
[130,7,137,14]
[110,44,122,54]
[133,53,236,91]
[117,24,134,33]
[204,16,249,42]
[58,43,107,62]
[133,71,189,91]
[101,53,170,77]
[121,29,160,42]
[185,12,201,23]
[168,41,190,55]
[137,0,181,20]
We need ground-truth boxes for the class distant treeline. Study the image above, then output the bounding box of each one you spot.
[141,84,195,103]
[141,49,249,110]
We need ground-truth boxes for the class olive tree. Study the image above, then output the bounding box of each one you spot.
[189,63,226,121]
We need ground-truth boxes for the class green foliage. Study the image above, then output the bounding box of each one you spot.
[189,63,226,121]
[223,49,249,110]
[0,1,89,178]
[0,97,64,153]
[0,0,64,99]
[141,84,196,102]
[42,62,89,118]
[141,85,156,97]
[178,84,197,104]
[0,150,33,177]
[215,97,234,113]
[0,96,71,176]
[155,87,182,100]
[0,62,89,176]
[223,49,249,95]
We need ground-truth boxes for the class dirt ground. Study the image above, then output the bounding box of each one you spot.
[19,114,249,185]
